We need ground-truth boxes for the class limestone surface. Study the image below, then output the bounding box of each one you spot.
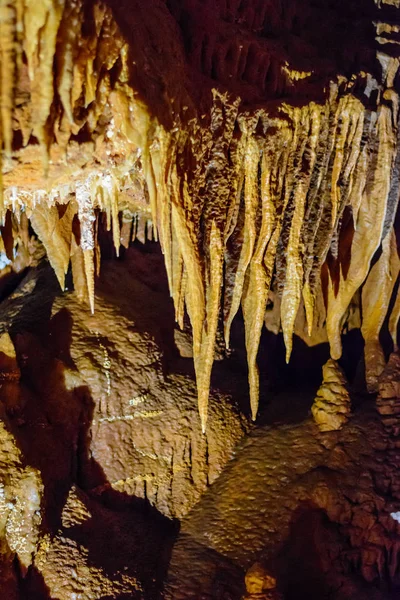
[311,359,351,432]
[1,0,400,428]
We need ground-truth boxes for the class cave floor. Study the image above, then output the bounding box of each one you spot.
[0,249,398,599]
[164,397,397,600]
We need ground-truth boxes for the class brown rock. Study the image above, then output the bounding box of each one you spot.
[47,257,247,519]
[243,563,283,600]
[377,352,400,439]
[311,360,351,432]
[0,411,43,579]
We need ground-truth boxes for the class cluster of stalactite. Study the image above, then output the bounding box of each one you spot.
[1,0,400,431]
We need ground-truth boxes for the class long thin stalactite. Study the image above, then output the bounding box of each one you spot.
[1,0,400,430]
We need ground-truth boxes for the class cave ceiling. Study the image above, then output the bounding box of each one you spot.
[0,0,400,430]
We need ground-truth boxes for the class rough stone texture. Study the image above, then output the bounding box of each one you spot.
[311,359,351,432]
[1,0,400,428]
[1,0,400,597]
[0,251,398,597]
[377,352,400,440]
[243,563,283,599]
[365,340,388,394]
[0,247,248,597]
[31,485,161,599]
[0,408,43,599]
[46,247,248,520]
[163,393,400,599]
[0,332,43,599]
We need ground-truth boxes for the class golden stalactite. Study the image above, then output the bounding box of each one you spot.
[149,124,173,291]
[280,105,321,363]
[171,197,205,373]
[362,228,400,391]
[0,0,20,217]
[241,155,276,420]
[23,0,65,159]
[56,0,82,125]
[389,284,400,350]
[70,235,88,304]
[0,0,17,157]
[76,179,96,313]
[1,0,400,428]
[98,173,121,257]
[30,200,76,290]
[83,248,95,314]
[195,221,224,432]
[224,116,259,348]
[326,102,398,360]
[330,96,357,229]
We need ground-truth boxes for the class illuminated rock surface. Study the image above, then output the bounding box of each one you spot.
[0,249,396,598]
[311,359,351,432]
[1,0,400,597]
[1,0,400,426]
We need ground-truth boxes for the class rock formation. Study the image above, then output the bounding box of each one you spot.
[0,0,400,598]
[1,0,400,429]
[377,351,400,440]
[311,359,351,432]
[243,563,283,600]
[0,253,248,598]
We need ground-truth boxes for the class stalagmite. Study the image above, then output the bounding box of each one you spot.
[312,359,351,432]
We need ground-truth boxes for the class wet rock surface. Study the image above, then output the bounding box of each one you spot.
[50,249,248,520]
[0,0,400,596]
[0,247,248,598]
[164,399,400,599]
[0,248,399,598]
[311,359,351,432]
[377,352,400,439]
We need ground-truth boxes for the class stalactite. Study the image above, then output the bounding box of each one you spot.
[76,180,95,313]
[98,173,120,257]
[23,0,65,160]
[83,248,95,314]
[326,102,397,360]
[56,0,82,125]
[361,228,400,391]
[280,105,321,362]
[70,235,88,304]
[0,0,18,217]
[242,153,276,420]
[224,117,259,348]
[389,285,400,350]
[30,201,75,290]
[195,221,224,432]
[0,0,17,157]
[149,125,173,291]
[1,0,400,428]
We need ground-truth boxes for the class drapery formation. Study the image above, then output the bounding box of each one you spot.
[1,0,400,430]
